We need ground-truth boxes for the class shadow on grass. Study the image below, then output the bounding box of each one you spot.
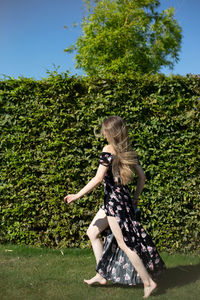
[154,263,200,296]
[88,263,200,295]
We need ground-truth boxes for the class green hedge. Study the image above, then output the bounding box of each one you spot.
[0,72,200,252]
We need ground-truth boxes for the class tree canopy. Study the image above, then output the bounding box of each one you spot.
[65,0,182,76]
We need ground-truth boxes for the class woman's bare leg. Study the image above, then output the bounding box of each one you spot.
[86,208,108,263]
[107,216,157,298]
[84,208,108,285]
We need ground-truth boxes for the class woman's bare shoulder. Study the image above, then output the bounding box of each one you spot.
[102,145,116,155]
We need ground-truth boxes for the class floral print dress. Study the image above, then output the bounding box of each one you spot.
[96,152,166,285]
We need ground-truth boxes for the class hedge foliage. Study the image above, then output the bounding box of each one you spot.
[0,72,200,252]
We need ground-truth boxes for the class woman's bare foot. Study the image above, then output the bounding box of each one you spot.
[143,281,157,298]
[84,274,107,285]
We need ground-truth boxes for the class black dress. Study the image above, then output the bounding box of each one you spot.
[96,152,166,285]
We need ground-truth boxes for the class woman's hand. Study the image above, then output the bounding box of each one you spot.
[133,197,139,207]
[64,194,79,204]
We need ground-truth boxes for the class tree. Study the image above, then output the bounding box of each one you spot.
[65,0,182,76]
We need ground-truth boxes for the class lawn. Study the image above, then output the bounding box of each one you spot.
[0,244,200,300]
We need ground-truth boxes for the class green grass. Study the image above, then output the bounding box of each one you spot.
[0,244,200,300]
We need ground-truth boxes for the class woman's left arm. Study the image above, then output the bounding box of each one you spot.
[64,164,108,204]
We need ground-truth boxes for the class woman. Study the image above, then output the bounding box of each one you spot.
[64,116,166,298]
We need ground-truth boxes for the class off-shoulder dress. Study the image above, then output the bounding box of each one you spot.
[96,152,166,285]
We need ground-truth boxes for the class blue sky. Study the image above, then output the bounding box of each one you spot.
[0,0,200,79]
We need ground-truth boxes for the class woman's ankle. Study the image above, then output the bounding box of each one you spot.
[143,278,151,287]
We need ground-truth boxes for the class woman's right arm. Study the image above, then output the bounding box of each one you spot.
[132,164,146,205]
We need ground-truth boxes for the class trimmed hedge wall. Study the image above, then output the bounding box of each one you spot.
[0,73,200,252]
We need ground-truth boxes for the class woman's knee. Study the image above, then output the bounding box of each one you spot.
[116,239,127,252]
[86,226,99,240]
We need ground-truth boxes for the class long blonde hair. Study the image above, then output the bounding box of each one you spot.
[101,116,137,185]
